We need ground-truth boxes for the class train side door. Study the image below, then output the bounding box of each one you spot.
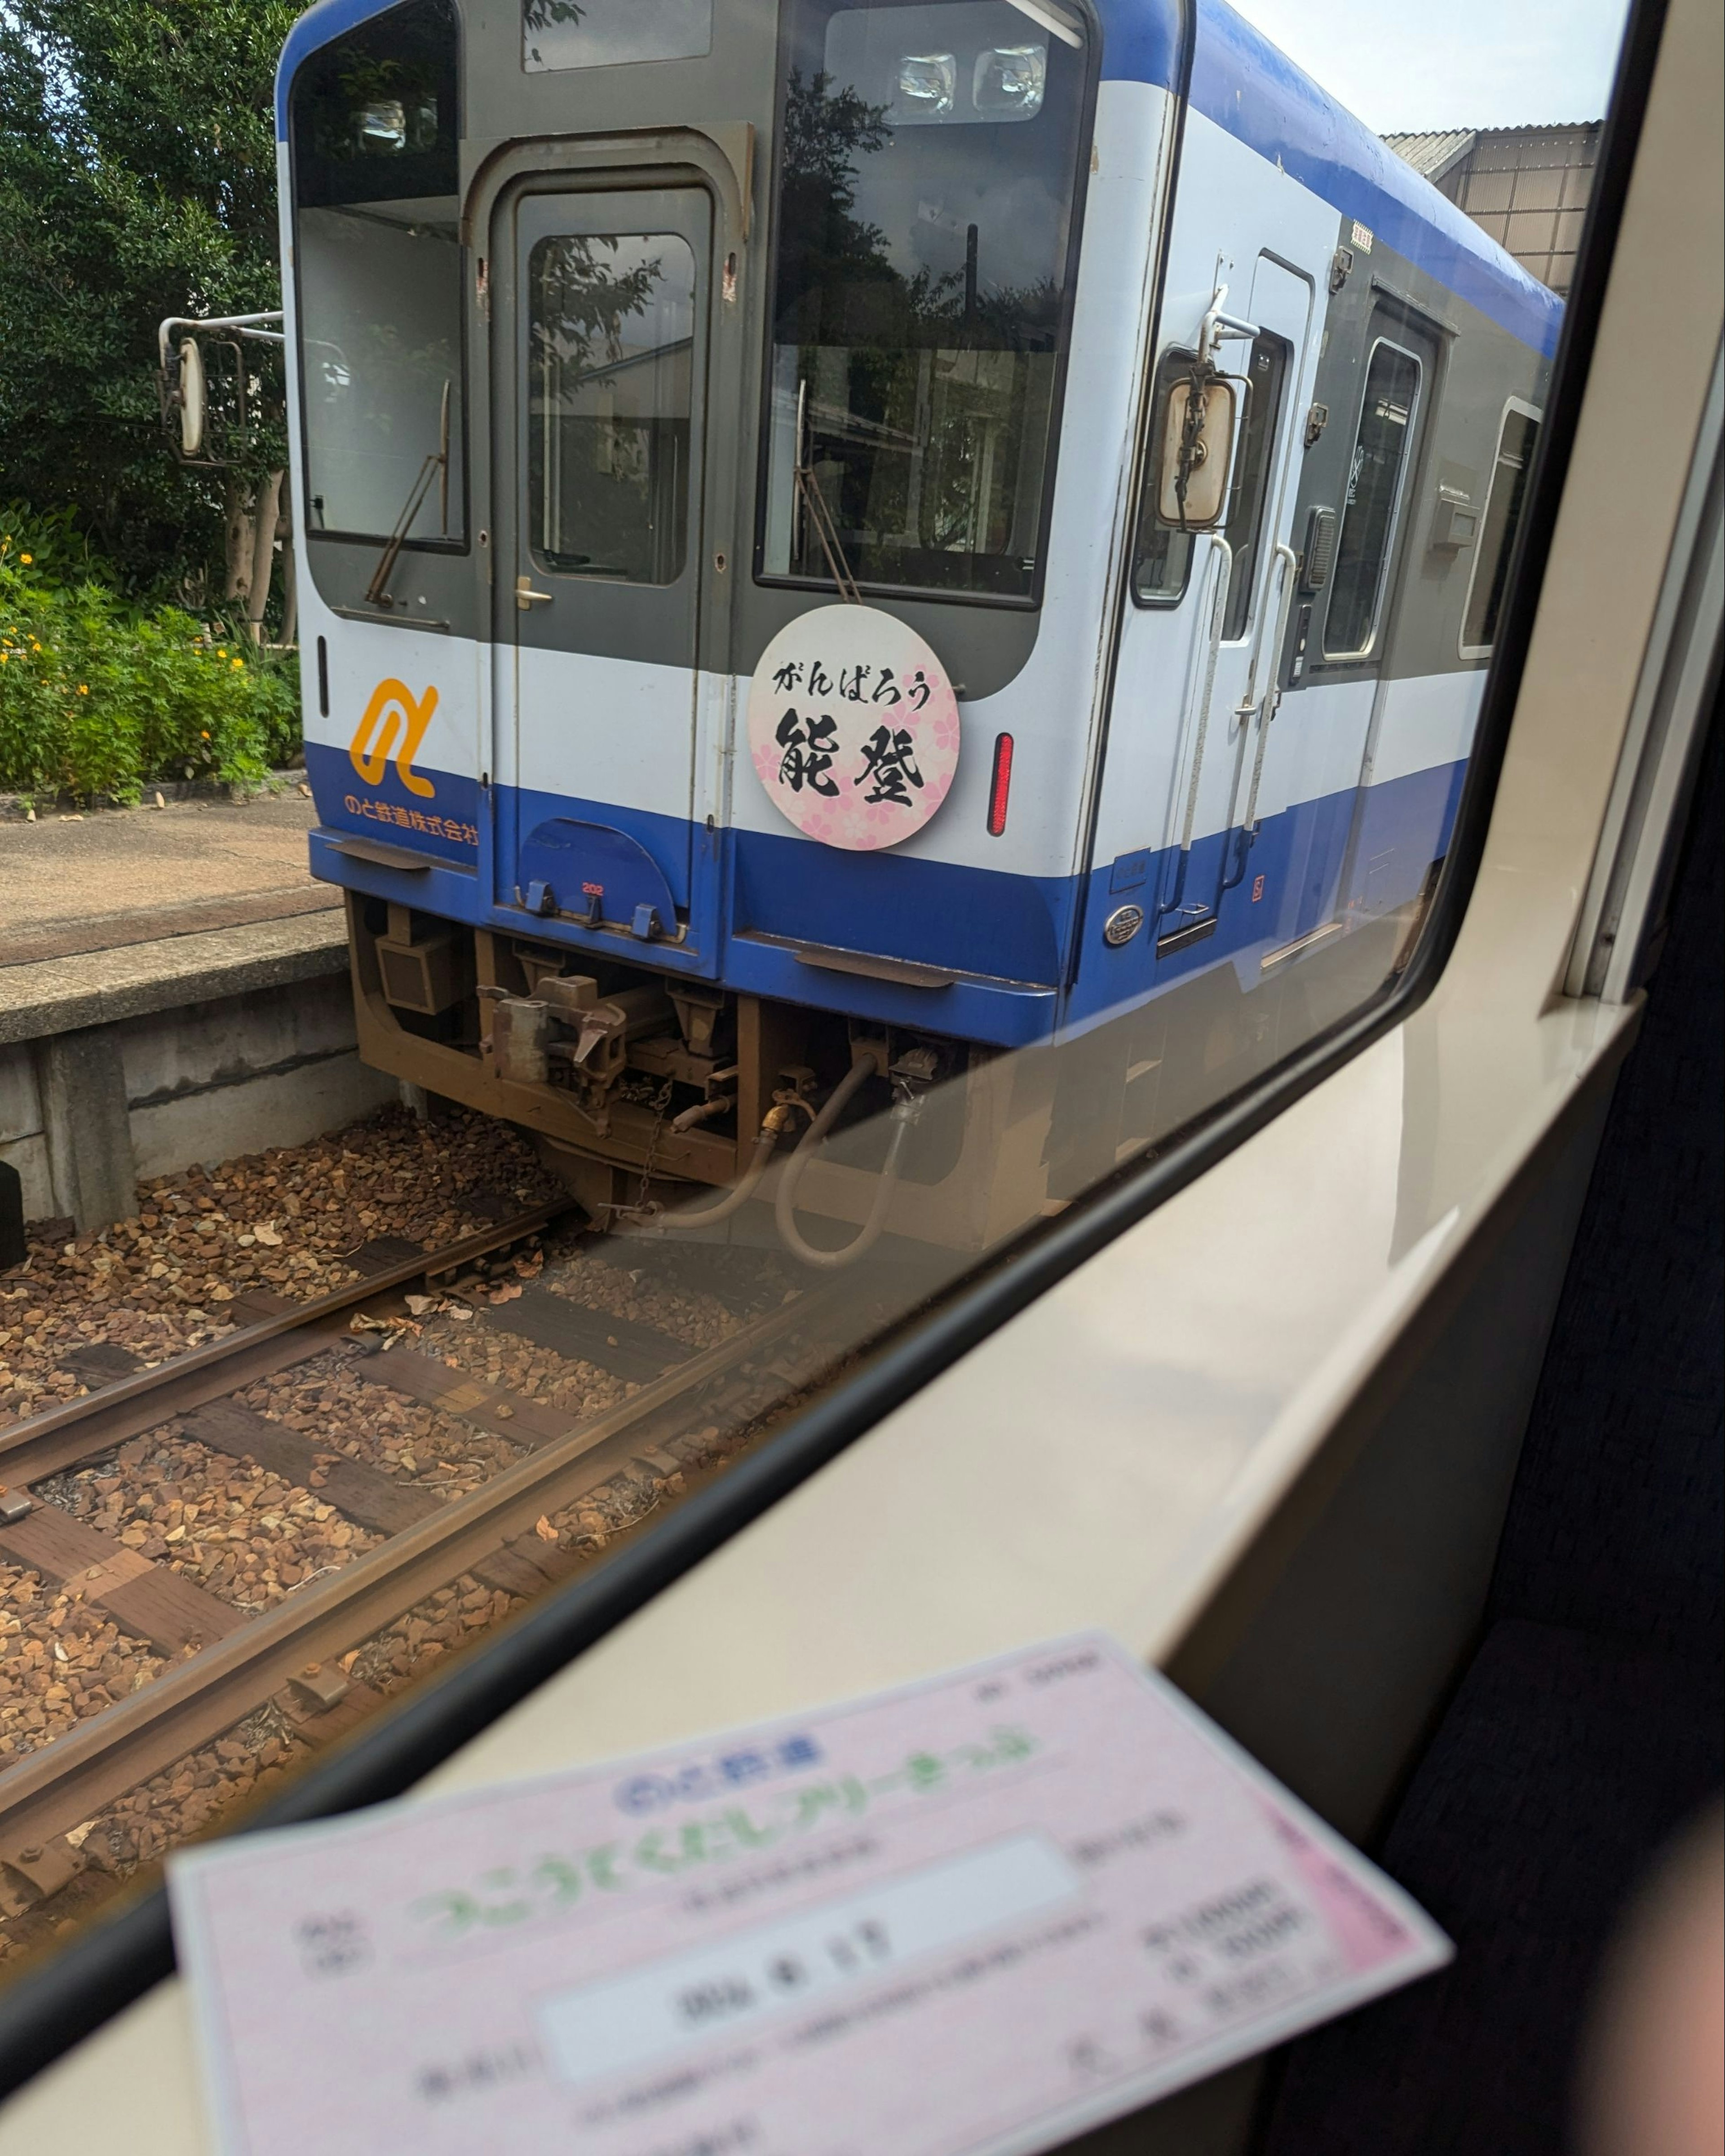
[491,185,712,948]
[1261,300,1443,943]
[1141,256,1313,958]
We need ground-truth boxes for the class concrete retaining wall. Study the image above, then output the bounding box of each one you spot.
[0,915,396,1229]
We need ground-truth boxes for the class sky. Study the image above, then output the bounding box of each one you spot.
[1226,0,1629,134]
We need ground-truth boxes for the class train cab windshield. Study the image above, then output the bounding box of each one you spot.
[289,0,464,549]
[761,0,1092,602]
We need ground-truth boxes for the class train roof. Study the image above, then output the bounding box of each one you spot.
[278,0,1565,360]
[1099,0,1565,356]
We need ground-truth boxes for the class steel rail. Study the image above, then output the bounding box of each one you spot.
[0,1200,574,1489]
[0,1282,834,1857]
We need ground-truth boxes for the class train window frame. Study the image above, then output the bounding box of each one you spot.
[751,0,1101,613]
[286,0,472,561]
[1322,335,1424,660]
[1459,396,1545,660]
[0,0,1698,2100]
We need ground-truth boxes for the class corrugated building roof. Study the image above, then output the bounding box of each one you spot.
[1383,129,1477,183]
[1384,121,1606,298]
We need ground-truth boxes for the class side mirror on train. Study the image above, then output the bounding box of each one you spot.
[172,336,207,459]
[1156,368,1239,530]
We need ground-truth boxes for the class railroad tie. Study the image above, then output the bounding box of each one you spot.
[344,1234,433,1278]
[477,1290,688,1384]
[183,1399,571,1599]
[56,1342,144,1393]
[349,1349,576,1448]
[469,1535,579,1600]
[182,1401,441,1538]
[0,1506,244,1658]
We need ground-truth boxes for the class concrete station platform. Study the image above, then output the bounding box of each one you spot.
[1,798,394,1233]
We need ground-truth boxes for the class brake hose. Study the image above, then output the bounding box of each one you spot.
[774,1054,913,1272]
[645,1107,791,1233]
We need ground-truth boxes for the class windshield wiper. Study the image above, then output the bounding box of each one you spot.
[365,379,451,609]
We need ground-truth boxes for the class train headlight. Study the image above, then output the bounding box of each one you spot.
[973,43,1046,119]
[895,51,956,119]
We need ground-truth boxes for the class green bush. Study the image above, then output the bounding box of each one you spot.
[0,508,300,803]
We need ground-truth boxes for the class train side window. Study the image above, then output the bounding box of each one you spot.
[526,234,697,587]
[1460,400,1543,657]
[1323,338,1423,657]
[1130,349,1197,605]
[1221,331,1290,641]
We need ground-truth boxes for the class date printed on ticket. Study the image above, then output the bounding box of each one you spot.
[169,1635,1450,2156]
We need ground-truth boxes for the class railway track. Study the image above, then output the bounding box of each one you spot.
[0,1206,842,1938]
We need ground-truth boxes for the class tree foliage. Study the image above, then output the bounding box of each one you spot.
[0,507,300,801]
[0,0,304,597]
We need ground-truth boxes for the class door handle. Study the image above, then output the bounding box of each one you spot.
[516,576,553,610]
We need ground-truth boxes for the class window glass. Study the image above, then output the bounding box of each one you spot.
[1463,405,1541,653]
[5,0,1643,2020]
[1323,341,1422,656]
[522,0,713,74]
[291,0,464,547]
[527,235,696,586]
[761,0,1090,602]
[1221,332,1290,640]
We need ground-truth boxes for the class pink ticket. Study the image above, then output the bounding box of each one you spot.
[169,1635,1449,2156]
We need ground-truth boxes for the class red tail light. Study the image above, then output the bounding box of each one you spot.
[986,732,1014,836]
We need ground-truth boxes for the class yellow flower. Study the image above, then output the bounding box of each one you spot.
[77,683,89,694]
[201,729,211,740]
[230,656,244,669]
[215,647,227,658]
[18,553,31,565]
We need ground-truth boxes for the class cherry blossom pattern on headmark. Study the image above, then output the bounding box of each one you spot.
[747,605,960,852]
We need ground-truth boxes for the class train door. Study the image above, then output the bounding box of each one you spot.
[491,185,713,949]
[1260,300,1443,945]
[1129,254,1314,959]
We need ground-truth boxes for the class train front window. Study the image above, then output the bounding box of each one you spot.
[760,0,1091,603]
[290,0,464,548]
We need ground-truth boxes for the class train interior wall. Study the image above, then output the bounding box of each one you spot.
[1048,702,1722,2156]
[1256,707,1723,2152]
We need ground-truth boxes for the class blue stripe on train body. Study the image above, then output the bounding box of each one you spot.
[286,0,1556,1050]
[306,738,1465,1048]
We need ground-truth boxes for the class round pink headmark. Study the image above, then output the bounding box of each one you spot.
[747,605,961,852]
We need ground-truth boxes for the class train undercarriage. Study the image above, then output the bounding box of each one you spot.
[345,894,1058,1261]
[344,892,1425,1265]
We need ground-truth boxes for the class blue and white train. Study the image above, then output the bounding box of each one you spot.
[263,0,1556,1246]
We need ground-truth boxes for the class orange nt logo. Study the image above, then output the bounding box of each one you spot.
[349,679,438,799]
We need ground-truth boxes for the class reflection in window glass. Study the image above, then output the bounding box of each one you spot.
[761,0,1090,601]
[1131,333,1289,623]
[1464,406,1541,654]
[291,0,464,545]
[1324,341,1422,656]
[522,0,713,74]
[528,235,696,586]
[1132,350,1197,605]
